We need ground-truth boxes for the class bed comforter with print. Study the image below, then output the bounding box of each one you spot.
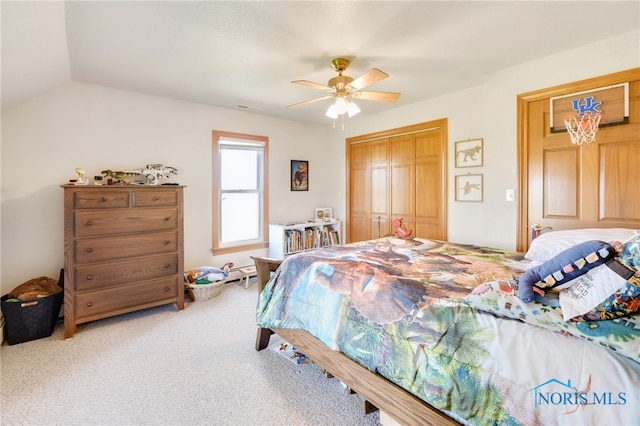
[256,238,640,425]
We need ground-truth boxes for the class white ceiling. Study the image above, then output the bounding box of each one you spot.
[2,1,639,125]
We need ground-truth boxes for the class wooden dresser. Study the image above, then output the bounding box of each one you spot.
[62,185,185,338]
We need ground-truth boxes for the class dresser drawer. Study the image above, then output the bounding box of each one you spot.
[133,190,177,207]
[75,208,177,237]
[75,231,178,264]
[75,254,178,291]
[75,276,179,321]
[74,191,130,209]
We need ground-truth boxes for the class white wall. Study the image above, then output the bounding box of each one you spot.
[1,29,638,295]
[334,29,639,249]
[0,83,336,293]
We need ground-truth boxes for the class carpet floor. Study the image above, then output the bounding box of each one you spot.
[0,281,381,426]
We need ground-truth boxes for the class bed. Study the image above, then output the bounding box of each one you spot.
[254,230,640,425]
[253,71,640,425]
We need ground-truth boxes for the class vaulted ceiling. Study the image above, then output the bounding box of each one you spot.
[2,1,639,125]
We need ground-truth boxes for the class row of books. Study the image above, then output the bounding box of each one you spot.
[284,227,340,254]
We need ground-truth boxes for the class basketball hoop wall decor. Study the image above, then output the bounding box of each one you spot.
[550,82,629,145]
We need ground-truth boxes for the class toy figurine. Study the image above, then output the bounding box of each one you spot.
[392,218,412,239]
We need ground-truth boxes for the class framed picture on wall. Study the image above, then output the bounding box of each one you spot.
[455,138,483,168]
[455,173,483,202]
[291,160,308,191]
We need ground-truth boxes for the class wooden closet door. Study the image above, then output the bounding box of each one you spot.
[349,142,372,242]
[349,139,391,241]
[369,139,391,238]
[415,129,444,239]
[390,134,414,232]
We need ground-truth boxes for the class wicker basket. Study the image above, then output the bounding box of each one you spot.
[186,279,227,301]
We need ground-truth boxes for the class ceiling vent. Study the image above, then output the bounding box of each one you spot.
[235,104,261,111]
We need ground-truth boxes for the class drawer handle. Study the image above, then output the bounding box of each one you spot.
[164,287,170,293]
[163,216,171,222]
[164,263,171,269]
[153,196,160,201]
[86,220,93,226]
[99,197,107,202]
[87,302,93,307]
[163,240,170,245]
[86,275,93,280]
[86,248,94,253]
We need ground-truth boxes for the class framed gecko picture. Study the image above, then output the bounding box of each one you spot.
[455,138,483,168]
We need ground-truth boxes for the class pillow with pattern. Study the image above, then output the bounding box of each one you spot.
[565,235,640,321]
[618,233,640,272]
[518,240,615,303]
[575,275,640,321]
[558,259,635,321]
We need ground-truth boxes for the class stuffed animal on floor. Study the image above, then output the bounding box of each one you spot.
[185,270,200,283]
[9,276,61,301]
[518,240,616,303]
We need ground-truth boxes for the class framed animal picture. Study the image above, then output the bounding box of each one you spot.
[455,138,483,168]
[455,173,483,202]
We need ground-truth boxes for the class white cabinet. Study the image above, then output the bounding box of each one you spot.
[268,220,341,259]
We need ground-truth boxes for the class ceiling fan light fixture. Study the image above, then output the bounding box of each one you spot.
[289,57,400,124]
[346,99,360,117]
[334,97,348,115]
[325,103,339,119]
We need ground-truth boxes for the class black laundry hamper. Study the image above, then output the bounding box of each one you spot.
[1,270,63,345]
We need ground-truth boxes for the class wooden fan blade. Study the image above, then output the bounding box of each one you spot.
[348,68,389,91]
[353,91,401,103]
[287,95,333,109]
[292,80,333,92]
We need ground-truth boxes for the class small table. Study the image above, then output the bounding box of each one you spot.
[238,266,256,288]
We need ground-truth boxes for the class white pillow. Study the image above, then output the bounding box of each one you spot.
[525,228,638,262]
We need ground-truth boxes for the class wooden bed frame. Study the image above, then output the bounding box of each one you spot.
[252,256,459,426]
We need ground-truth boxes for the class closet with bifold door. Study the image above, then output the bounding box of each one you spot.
[346,119,448,243]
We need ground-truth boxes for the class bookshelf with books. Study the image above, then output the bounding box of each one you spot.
[268,220,341,259]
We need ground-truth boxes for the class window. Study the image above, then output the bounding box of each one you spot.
[212,131,268,254]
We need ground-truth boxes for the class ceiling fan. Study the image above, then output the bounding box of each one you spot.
[287,58,401,119]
